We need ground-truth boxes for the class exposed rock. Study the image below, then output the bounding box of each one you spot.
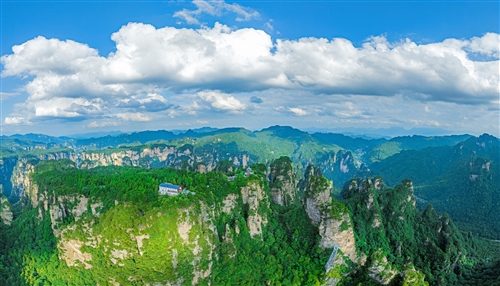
[11,159,36,201]
[59,239,93,269]
[222,194,238,214]
[269,156,297,206]
[197,164,207,173]
[0,197,13,225]
[303,166,332,226]
[91,202,103,216]
[177,210,192,243]
[367,250,397,285]
[319,213,357,262]
[241,182,269,237]
[71,196,88,221]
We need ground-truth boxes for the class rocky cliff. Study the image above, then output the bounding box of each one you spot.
[302,165,358,269]
[0,197,13,225]
[1,145,251,203]
[317,150,357,190]
[268,156,297,206]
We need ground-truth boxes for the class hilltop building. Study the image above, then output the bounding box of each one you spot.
[159,183,183,196]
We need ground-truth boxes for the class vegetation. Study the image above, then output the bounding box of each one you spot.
[0,162,332,285]
[0,128,497,285]
[341,178,500,285]
[370,134,500,239]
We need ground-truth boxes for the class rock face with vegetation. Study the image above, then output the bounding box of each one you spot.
[268,156,297,206]
[0,197,13,225]
[302,165,357,266]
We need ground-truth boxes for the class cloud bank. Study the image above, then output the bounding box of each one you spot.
[1,23,498,131]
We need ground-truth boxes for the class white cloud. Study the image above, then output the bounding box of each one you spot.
[196,90,246,112]
[0,92,19,100]
[0,23,498,130]
[265,19,274,31]
[174,0,260,25]
[289,107,307,116]
[4,117,29,125]
[467,32,500,58]
[88,121,119,128]
[115,113,152,122]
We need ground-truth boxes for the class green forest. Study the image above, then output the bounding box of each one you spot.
[0,158,498,285]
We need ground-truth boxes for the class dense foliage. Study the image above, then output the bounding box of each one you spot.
[341,178,500,285]
[370,135,500,239]
[0,163,333,285]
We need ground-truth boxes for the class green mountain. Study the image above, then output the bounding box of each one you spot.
[0,159,497,285]
[363,134,471,164]
[370,134,500,239]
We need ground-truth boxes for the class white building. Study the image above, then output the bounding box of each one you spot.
[159,183,183,196]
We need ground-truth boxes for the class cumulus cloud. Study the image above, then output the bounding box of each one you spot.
[116,93,173,112]
[174,0,259,25]
[467,32,500,58]
[4,117,29,125]
[289,107,307,116]
[1,23,498,126]
[196,90,246,112]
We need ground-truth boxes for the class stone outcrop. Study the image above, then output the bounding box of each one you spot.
[269,156,297,206]
[241,182,269,237]
[367,250,398,285]
[0,197,13,225]
[319,213,356,262]
[303,165,333,226]
[59,239,93,269]
[316,150,357,190]
[303,165,357,264]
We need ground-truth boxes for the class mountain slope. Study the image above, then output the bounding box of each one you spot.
[370,134,500,239]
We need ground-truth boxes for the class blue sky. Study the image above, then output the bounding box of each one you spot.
[1,0,499,136]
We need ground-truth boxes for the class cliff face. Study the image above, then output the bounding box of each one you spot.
[317,150,357,189]
[319,213,356,262]
[2,146,251,203]
[0,157,18,199]
[18,173,274,285]
[303,165,333,226]
[0,197,13,225]
[241,181,270,237]
[10,159,37,202]
[302,165,357,264]
[269,156,297,206]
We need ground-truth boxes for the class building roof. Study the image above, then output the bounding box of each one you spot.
[159,183,181,189]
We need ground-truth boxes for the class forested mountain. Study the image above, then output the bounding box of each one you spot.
[0,126,499,284]
[0,159,497,285]
[370,134,500,239]
[362,134,471,164]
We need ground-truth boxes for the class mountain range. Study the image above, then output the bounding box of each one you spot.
[0,125,498,285]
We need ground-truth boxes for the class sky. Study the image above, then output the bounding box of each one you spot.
[1,0,499,137]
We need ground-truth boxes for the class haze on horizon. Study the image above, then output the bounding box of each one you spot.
[1,0,499,137]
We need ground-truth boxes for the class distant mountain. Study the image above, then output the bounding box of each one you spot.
[303,126,461,138]
[1,133,72,145]
[169,127,219,135]
[312,132,386,151]
[67,130,123,139]
[363,134,471,163]
[370,134,500,239]
[75,130,179,148]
